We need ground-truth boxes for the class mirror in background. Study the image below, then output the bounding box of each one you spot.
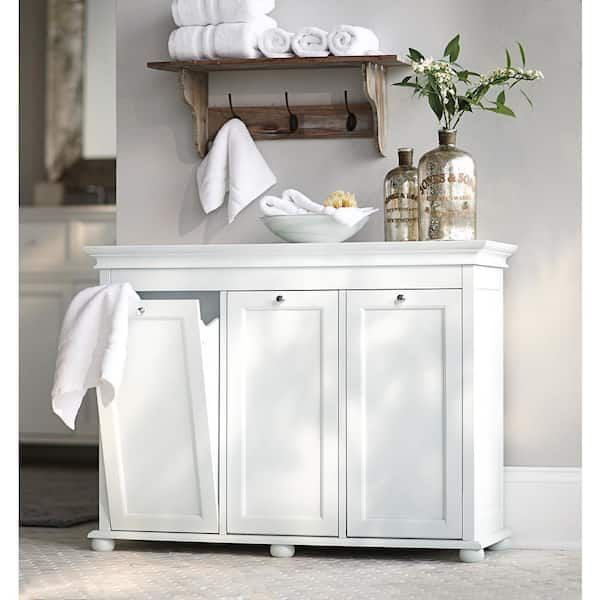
[37,0,116,206]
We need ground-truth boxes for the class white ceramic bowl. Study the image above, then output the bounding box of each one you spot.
[261,214,369,243]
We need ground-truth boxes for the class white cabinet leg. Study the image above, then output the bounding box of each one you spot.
[270,544,295,558]
[91,538,116,552]
[488,538,512,551]
[459,549,485,563]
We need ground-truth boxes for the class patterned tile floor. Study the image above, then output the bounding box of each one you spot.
[20,525,581,600]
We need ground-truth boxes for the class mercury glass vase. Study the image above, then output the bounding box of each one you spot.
[418,129,477,241]
[384,148,419,242]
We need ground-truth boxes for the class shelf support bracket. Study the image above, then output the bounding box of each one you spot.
[181,70,209,157]
[362,63,388,157]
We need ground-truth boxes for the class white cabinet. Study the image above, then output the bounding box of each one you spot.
[20,284,72,438]
[99,300,218,533]
[346,290,462,539]
[227,291,339,537]
[20,207,116,445]
[86,242,516,562]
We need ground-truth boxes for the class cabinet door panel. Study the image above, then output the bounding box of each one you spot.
[20,284,75,439]
[99,300,218,534]
[347,290,462,539]
[20,282,102,444]
[227,291,339,537]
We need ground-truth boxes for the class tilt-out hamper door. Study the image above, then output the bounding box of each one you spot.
[227,291,339,537]
[347,289,462,539]
[99,300,218,534]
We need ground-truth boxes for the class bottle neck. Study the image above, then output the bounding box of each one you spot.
[397,148,414,167]
[438,129,457,147]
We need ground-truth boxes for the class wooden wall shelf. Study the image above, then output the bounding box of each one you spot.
[147,55,408,157]
[147,55,407,73]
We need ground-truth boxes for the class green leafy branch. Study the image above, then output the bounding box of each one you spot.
[394,36,543,130]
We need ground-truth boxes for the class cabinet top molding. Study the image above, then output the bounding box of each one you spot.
[86,241,518,271]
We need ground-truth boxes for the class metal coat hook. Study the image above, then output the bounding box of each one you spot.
[345,90,358,132]
[228,93,243,123]
[285,92,299,133]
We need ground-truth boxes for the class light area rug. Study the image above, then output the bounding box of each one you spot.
[20,524,581,600]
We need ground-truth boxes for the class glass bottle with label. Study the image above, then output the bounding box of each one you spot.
[418,130,477,241]
[384,148,419,242]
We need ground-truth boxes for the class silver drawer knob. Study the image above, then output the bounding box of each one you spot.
[137,306,145,315]
[276,295,285,303]
[396,294,406,303]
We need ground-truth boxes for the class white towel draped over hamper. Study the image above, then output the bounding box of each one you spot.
[328,25,380,56]
[168,16,277,60]
[51,283,141,430]
[197,118,276,223]
[171,0,275,26]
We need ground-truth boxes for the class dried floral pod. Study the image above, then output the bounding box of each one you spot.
[324,191,358,209]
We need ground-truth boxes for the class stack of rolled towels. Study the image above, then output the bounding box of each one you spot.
[264,25,381,59]
[169,0,278,60]
[168,1,381,60]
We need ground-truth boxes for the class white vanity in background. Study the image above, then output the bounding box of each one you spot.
[86,241,516,563]
[20,206,116,445]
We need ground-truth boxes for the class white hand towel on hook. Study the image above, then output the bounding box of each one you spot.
[51,283,141,430]
[328,25,381,56]
[168,16,277,60]
[259,28,294,58]
[198,119,276,223]
[172,0,275,26]
[291,27,330,57]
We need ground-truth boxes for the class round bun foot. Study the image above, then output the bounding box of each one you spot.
[488,538,512,551]
[459,549,485,563]
[270,544,295,558]
[91,538,116,552]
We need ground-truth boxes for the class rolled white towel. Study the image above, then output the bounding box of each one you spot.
[283,189,326,213]
[291,27,330,58]
[283,189,378,227]
[168,16,277,60]
[328,25,380,56]
[172,0,275,26]
[259,28,294,58]
[260,196,308,216]
[327,206,379,227]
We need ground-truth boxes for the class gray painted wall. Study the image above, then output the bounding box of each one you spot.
[83,0,117,158]
[116,0,581,467]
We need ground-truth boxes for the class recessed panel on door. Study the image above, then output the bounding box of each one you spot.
[99,300,218,534]
[347,290,462,539]
[227,291,339,537]
[20,284,74,439]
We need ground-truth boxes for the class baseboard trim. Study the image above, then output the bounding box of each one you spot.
[20,443,99,466]
[504,467,581,550]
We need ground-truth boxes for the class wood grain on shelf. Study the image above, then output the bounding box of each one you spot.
[147,55,407,73]
[207,103,374,142]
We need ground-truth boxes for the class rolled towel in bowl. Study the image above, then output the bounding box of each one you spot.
[328,25,380,56]
[260,196,308,216]
[259,28,294,58]
[291,27,330,58]
[168,16,277,60]
[283,189,379,227]
[172,0,275,26]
